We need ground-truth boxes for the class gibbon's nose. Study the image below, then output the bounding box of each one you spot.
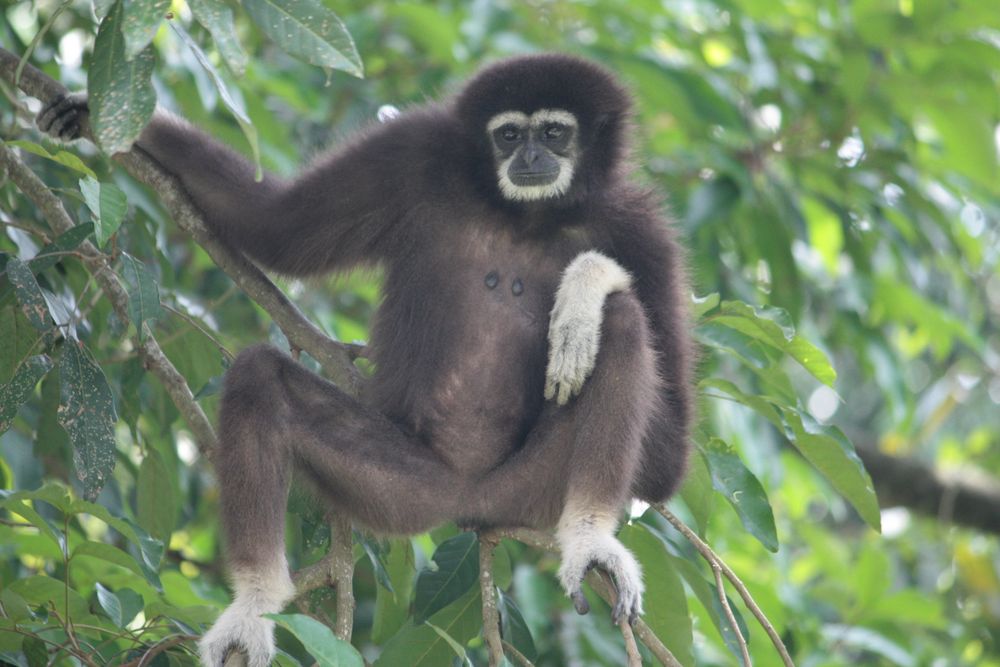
[522,141,540,165]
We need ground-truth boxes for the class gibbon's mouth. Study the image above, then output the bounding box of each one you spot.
[509,171,560,186]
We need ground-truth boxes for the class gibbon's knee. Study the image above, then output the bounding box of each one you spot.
[601,291,652,352]
[222,344,290,408]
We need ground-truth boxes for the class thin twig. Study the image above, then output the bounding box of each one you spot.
[654,505,795,667]
[478,533,504,667]
[488,528,683,667]
[714,565,751,666]
[161,302,234,362]
[501,639,535,667]
[118,634,199,667]
[585,570,682,667]
[620,617,643,667]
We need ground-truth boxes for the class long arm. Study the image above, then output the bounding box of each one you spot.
[606,188,695,501]
[39,94,453,276]
[136,107,454,276]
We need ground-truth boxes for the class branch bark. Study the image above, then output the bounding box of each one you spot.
[857,443,1000,535]
[478,533,505,667]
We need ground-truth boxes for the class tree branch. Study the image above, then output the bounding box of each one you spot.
[487,528,683,667]
[0,46,364,395]
[857,443,1000,535]
[653,505,794,667]
[478,533,505,667]
[0,142,218,456]
[1,45,359,633]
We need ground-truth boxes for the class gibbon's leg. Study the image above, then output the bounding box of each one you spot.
[199,345,460,667]
[478,291,659,624]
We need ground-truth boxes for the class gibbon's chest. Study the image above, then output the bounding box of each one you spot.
[379,219,592,471]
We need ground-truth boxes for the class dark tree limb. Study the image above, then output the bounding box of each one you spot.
[857,444,1000,535]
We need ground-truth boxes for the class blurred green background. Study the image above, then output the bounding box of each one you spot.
[1,0,998,665]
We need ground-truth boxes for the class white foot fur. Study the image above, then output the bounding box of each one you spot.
[556,503,643,624]
[546,251,631,405]
[199,557,295,667]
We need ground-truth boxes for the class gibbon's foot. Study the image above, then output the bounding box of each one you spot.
[198,559,294,667]
[545,251,632,405]
[36,93,89,141]
[557,528,644,625]
[198,600,277,667]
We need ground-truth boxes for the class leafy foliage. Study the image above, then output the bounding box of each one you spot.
[1,0,998,665]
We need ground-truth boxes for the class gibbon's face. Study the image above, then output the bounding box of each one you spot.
[487,109,579,202]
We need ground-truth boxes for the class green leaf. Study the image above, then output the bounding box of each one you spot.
[701,378,880,531]
[119,253,161,341]
[619,525,694,665]
[58,342,118,501]
[711,300,837,386]
[7,576,89,620]
[35,370,68,459]
[22,636,47,665]
[94,582,145,628]
[266,614,364,667]
[780,408,881,531]
[95,581,123,626]
[6,258,51,331]
[375,588,482,667]
[699,378,783,426]
[30,223,95,273]
[413,532,479,623]
[171,21,262,179]
[669,554,750,662]
[136,449,174,544]
[498,590,537,662]
[79,178,128,247]
[491,541,512,590]
[243,0,363,77]
[372,539,415,644]
[0,354,53,434]
[0,496,64,549]
[702,438,778,552]
[188,0,248,75]
[6,140,97,179]
[121,0,169,59]
[71,499,164,577]
[73,535,163,589]
[93,0,116,20]
[357,533,394,594]
[692,292,720,320]
[0,307,43,384]
[89,1,157,154]
[424,622,472,666]
[684,177,740,229]
[678,449,714,535]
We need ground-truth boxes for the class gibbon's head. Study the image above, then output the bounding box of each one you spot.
[455,53,633,205]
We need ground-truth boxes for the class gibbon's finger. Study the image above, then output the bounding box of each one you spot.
[571,589,590,615]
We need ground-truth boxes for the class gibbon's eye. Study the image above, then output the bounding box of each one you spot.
[543,124,565,140]
[500,125,521,142]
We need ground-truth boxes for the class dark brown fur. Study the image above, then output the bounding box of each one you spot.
[47,54,694,571]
